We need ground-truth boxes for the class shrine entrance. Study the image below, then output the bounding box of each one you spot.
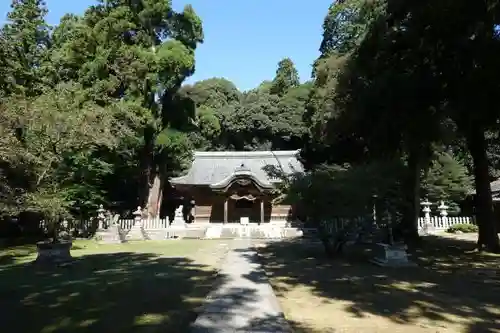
[225,194,265,223]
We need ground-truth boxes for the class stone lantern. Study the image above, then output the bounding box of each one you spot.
[420,199,433,235]
[438,200,449,224]
[97,204,106,230]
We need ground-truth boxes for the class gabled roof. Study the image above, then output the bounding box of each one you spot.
[468,178,500,195]
[170,150,303,188]
[491,179,500,193]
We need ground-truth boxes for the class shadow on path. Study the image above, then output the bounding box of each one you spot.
[191,243,291,332]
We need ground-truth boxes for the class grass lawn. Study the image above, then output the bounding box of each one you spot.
[0,239,229,333]
[257,234,500,333]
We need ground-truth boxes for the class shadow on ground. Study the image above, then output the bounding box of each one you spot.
[0,242,85,266]
[0,251,224,333]
[190,246,292,332]
[255,235,500,333]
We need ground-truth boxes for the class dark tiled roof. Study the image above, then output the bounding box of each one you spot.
[468,178,500,195]
[491,179,500,193]
[170,150,303,187]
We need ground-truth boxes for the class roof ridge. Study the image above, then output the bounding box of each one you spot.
[194,150,300,157]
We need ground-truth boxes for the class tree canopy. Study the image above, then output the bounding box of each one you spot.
[1,0,498,252]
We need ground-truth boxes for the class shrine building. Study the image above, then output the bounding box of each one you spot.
[170,150,303,224]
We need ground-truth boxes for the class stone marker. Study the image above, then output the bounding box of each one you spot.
[36,219,73,265]
[370,242,417,267]
[35,241,73,265]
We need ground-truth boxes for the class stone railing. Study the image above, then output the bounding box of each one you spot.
[417,216,475,232]
[320,215,475,235]
[44,214,476,235]
[40,199,476,237]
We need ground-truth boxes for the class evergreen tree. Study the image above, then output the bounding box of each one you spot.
[270,58,299,96]
[0,0,52,97]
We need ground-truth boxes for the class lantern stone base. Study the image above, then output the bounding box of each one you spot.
[421,222,437,235]
[170,219,187,228]
[35,241,73,265]
[95,225,124,244]
[126,223,146,241]
[370,243,417,267]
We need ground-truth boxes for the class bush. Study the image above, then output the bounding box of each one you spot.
[446,223,478,233]
[269,160,406,224]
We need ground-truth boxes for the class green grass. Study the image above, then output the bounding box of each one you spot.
[0,239,225,333]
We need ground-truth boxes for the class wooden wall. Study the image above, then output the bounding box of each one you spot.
[271,204,293,221]
[179,185,295,223]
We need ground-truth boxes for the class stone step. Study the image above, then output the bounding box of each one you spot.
[117,226,310,240]
[145,229,167,240]
[184,228,207,239]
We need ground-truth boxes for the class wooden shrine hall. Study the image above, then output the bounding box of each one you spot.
[170,150,303,224]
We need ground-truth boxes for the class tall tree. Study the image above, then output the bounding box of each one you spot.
[302,0,382,168]
[179,78,240,150]
[318,0,383,58]
[332,0,500,251]
[0,0,52,97]
[50,0,204,218]
[270,58,299,96]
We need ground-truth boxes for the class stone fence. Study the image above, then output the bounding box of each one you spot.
[321,215,475,235]
[42,214,476,237]
[39,200,476,236]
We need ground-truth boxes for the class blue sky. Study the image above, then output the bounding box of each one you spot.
[1,0,331,91]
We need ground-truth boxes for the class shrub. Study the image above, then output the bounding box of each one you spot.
[446,223,478,233]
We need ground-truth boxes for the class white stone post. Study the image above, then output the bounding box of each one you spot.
[372,194,378,227]
[438,200,449,228]
[172,205,186,227]
[421,199,432,235]
[97,204,106,230]
[133,206,143,227]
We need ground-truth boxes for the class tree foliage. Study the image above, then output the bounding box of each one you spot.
[270,57,300,96]
[300,0,500,251]
[0,0,497,252]
[0,83,127,220]
[0,0,52,97]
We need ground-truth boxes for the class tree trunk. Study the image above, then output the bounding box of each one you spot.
[139,128,155,208]
[466,127,500,252]
[146,172,164,218]
[51,219,60,244]
[401,146,422,244]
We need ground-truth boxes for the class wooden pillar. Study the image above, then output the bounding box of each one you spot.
[260,198,264,224]
[191,200,196,223]
[224,198,228,223]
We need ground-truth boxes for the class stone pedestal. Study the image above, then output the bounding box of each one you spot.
[96,225,123,243]
[422,222,436,235]
[370,243,417,267]
[171,205,186,227]
[127,206,146,241]
[127,223,145,241]
[35,241,73,265]
[204,225,223,239]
